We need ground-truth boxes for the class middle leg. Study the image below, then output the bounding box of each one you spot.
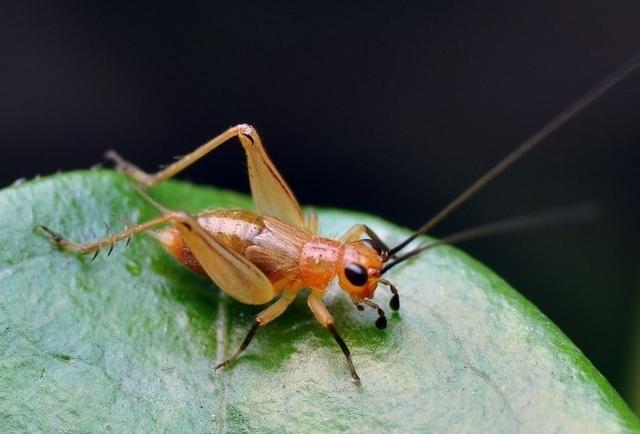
[215,288,299,370]
[307,290,361,383]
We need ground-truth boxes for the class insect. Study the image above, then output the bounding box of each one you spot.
[40,52,640,382]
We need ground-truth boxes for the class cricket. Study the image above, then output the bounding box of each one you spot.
[39,51,640,383]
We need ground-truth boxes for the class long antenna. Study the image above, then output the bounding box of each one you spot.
[382,203,600,274]
[388,50,640,256]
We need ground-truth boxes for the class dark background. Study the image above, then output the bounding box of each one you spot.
[2,1,639,410]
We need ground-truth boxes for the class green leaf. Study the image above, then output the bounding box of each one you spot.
[1,170,638,433]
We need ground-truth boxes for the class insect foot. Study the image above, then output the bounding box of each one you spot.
[38,225,66,246]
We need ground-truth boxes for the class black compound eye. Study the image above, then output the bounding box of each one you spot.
[344,263,368,286]
[361,239,383,255]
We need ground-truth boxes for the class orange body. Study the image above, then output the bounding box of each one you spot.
[156,209,382,300]
[42,124,400,381]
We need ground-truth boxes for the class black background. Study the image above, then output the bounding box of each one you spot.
[2,2,639,408]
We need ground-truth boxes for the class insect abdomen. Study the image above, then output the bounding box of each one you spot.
[155,209,310,284]
[196,209,265,254]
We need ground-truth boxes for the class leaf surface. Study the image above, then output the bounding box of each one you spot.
[1,171,638,433]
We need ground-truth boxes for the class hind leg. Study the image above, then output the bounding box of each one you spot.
[39,213,182,259]
[106,124,305,227]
